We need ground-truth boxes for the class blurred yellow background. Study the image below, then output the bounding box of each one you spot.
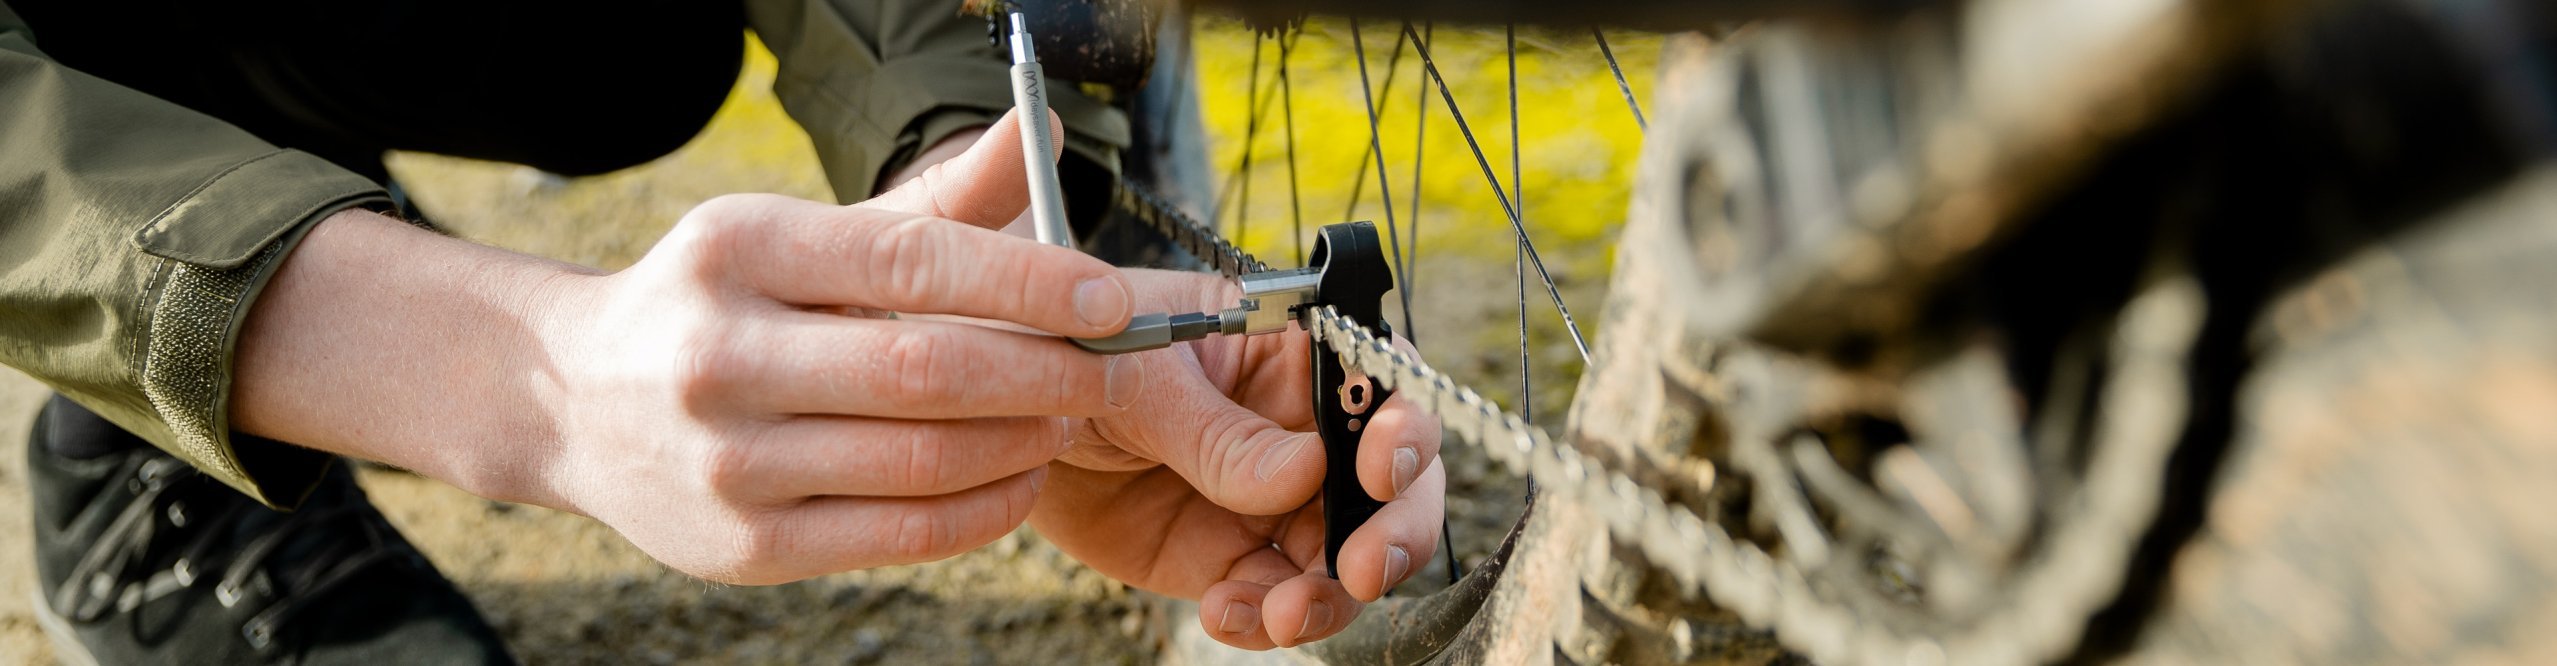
[1196,21,1652,261]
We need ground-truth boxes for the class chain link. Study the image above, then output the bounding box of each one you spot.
[1117,182,1268,277]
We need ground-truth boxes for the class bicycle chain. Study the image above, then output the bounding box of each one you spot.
[1111,182,2196,665]
[1111,182,1802,654]
[1115,183,1268,276]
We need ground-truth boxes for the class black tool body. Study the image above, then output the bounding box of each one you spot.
[1301,222,1396,578]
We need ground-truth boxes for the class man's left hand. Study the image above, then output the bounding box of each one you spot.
[1030,270,1446,650]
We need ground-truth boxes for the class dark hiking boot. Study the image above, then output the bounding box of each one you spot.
[25,395,515,665]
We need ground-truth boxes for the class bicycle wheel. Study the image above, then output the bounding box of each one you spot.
[1100,14,1662,664]
[1091,0,2557,663]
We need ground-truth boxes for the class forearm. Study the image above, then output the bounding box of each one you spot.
[231,208,591,506]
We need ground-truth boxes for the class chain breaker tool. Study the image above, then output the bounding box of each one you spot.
[1080,189,1407,576]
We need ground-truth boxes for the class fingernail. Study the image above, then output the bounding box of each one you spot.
[1028,465,1049,493]
[1104,355,1141,409]
[1385,545,1412,590]
[1217,600,1258,634]
[1391,447,1419,498]
[1256,433,1314,481]
[1075,276,1131,329]
[1295,600,1334,643]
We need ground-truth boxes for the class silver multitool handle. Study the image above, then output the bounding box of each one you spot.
[1006,10,1183,353]
[1006,12,1073,248]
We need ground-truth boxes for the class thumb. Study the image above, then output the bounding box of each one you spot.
[864,108,1067,230]
[1100,351,1326,516]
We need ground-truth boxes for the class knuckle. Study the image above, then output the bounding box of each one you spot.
[669,332,736,413]
[864,217,941,308]
[991,254,1047,322]
[885,329,961,409]
[885,508,949,563]
[1201,418,1260,485]
[900,427,949,493]
[1046,355,1100,408]
[727,512,794,582]
[680,194,769,247]
[915,162,958,218]
[699,433,758,498]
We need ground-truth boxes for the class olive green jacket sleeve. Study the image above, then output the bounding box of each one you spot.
[0,1,390,507]
[745,0,1130,200]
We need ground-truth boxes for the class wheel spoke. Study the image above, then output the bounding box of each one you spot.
[1402,23,1593,363]
[1594,28,1649,132]
[1349,19,1421,342]
[1279,35,1305,264]
[1405,23,1432,331]
[1339,28,1408,225]
[1508,23,1530,423]
[1233,33,1260,242]
[1211,28,1304,249]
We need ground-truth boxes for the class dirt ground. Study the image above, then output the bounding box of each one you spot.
[1,22,1640,664]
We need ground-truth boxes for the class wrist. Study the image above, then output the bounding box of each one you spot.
[473,261,600,508]
[231,207,591,507]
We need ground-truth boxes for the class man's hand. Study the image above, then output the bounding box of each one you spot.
[1030,271,1447,650]
[234,111,1134,585]
[887,122,1449,648]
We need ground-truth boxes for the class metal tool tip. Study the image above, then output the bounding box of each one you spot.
[1006,12,1036,64]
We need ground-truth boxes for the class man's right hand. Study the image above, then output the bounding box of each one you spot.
[233,111,1134,585]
